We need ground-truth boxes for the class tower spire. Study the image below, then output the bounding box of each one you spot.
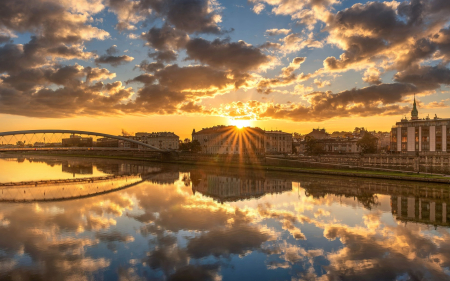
[411,93,418,120]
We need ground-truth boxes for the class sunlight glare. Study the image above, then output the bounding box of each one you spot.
[229,119,251,129]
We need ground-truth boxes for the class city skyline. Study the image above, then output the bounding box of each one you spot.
[1,0,450,139]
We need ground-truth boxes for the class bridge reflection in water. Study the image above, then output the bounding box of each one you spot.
[3,156,450,280]
[2,155,450,230]
[0,175,143,202]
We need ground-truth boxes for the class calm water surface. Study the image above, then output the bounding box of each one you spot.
[1,154,450,281]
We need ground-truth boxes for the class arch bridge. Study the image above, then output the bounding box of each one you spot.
[0,130,163,152]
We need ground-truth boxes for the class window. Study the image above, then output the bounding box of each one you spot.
[436,126,443,151]
[446,125,450,152]
[422,126,430,151]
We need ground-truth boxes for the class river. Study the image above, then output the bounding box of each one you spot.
[0,154,449,280]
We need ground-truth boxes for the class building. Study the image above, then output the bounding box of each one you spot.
[192,125,265,155]
[119,132,179,150]
[371,131,391,151]
[321,138,361,154]
[306,128,329,139]
[391,96,450,153]
[62,135,93,147]
[296,137,361,154]
[265,130,293,154]
[97,138,119,147]
[135,132,179,150]
[191,172,292,203]
[33,142,46,147]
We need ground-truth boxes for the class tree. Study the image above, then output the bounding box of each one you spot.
[304,136,324,155]
[190,139,202,153]
[179,139,202,152]
[357,132,378,154]
[16,141,25,147]
[292,143,297,154]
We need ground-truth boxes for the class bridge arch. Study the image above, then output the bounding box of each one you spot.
[0,130,162,151]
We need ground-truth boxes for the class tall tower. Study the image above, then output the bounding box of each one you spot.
[411,94,419,120]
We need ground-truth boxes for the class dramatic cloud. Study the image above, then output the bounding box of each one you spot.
[323,0,450,74]
[257,57,307,94]
[0,0,448,122]
[141,24,190,51]
[253,3,266,14]
[95,54,134,67]
[185,38,274,72]
[266,28,291,36]
[313,78,331,88]
[394,65,450,91]
[219,83,415,121]
[363,67,382,85]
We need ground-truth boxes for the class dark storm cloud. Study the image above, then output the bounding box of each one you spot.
[1,65,85,91]
[219,83,414,122]
[0,0,108,45]
[323,0,448,71]
[96,231,134,243]
[434,27,450,60]
[109,0,223,34]
[185,38,272,72]
[155,64,233,91]
[0,81,131,118]
[126,73,156,85]
[323,224,450,281]
[118,63,248,116]
[275,83,414,120]
[167,264,220,281]
[145,0,223,34]
[394,65,450,91]
[0,42,46,73]
[141,24,189,51]
[85,67,116,84]
[95,54,134,67]
[135,60,165,73]
[0,34,11,44]
[106,45,119,55]
[148,50,178,62]
[186,224,272,258]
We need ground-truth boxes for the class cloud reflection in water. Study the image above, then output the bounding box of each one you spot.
[0,157,450,280]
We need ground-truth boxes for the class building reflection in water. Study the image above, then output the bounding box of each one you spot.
[191,169,292,203]
[3,156,450,280]
[62,162,94,176]
[300,176,450,228]
[392,195,450,227]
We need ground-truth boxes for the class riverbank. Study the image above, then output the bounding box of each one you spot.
[2,152,450,184]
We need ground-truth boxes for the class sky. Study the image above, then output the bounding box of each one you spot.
[0,0,449,139]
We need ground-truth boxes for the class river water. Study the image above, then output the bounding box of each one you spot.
[1,155,450,281]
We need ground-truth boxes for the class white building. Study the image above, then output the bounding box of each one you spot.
[391,97,450,153]
[136,132,179,150]
[192,125,265,155]
[264,130,292,154]
[120,132,179,150]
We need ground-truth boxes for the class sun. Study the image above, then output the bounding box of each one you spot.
[229,119,251,129]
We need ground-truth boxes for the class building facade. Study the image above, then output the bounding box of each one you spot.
[62,135,93,147]
[306,128,329,139]
[391,97,449,153]
[192,125,265,155]
[322,138,360,154]
[191,172,292,203]
[97,138,119,147]
[119,132,179,150]
[296,137,361,154]
[265,131,293,154]
[135,132,179,150]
